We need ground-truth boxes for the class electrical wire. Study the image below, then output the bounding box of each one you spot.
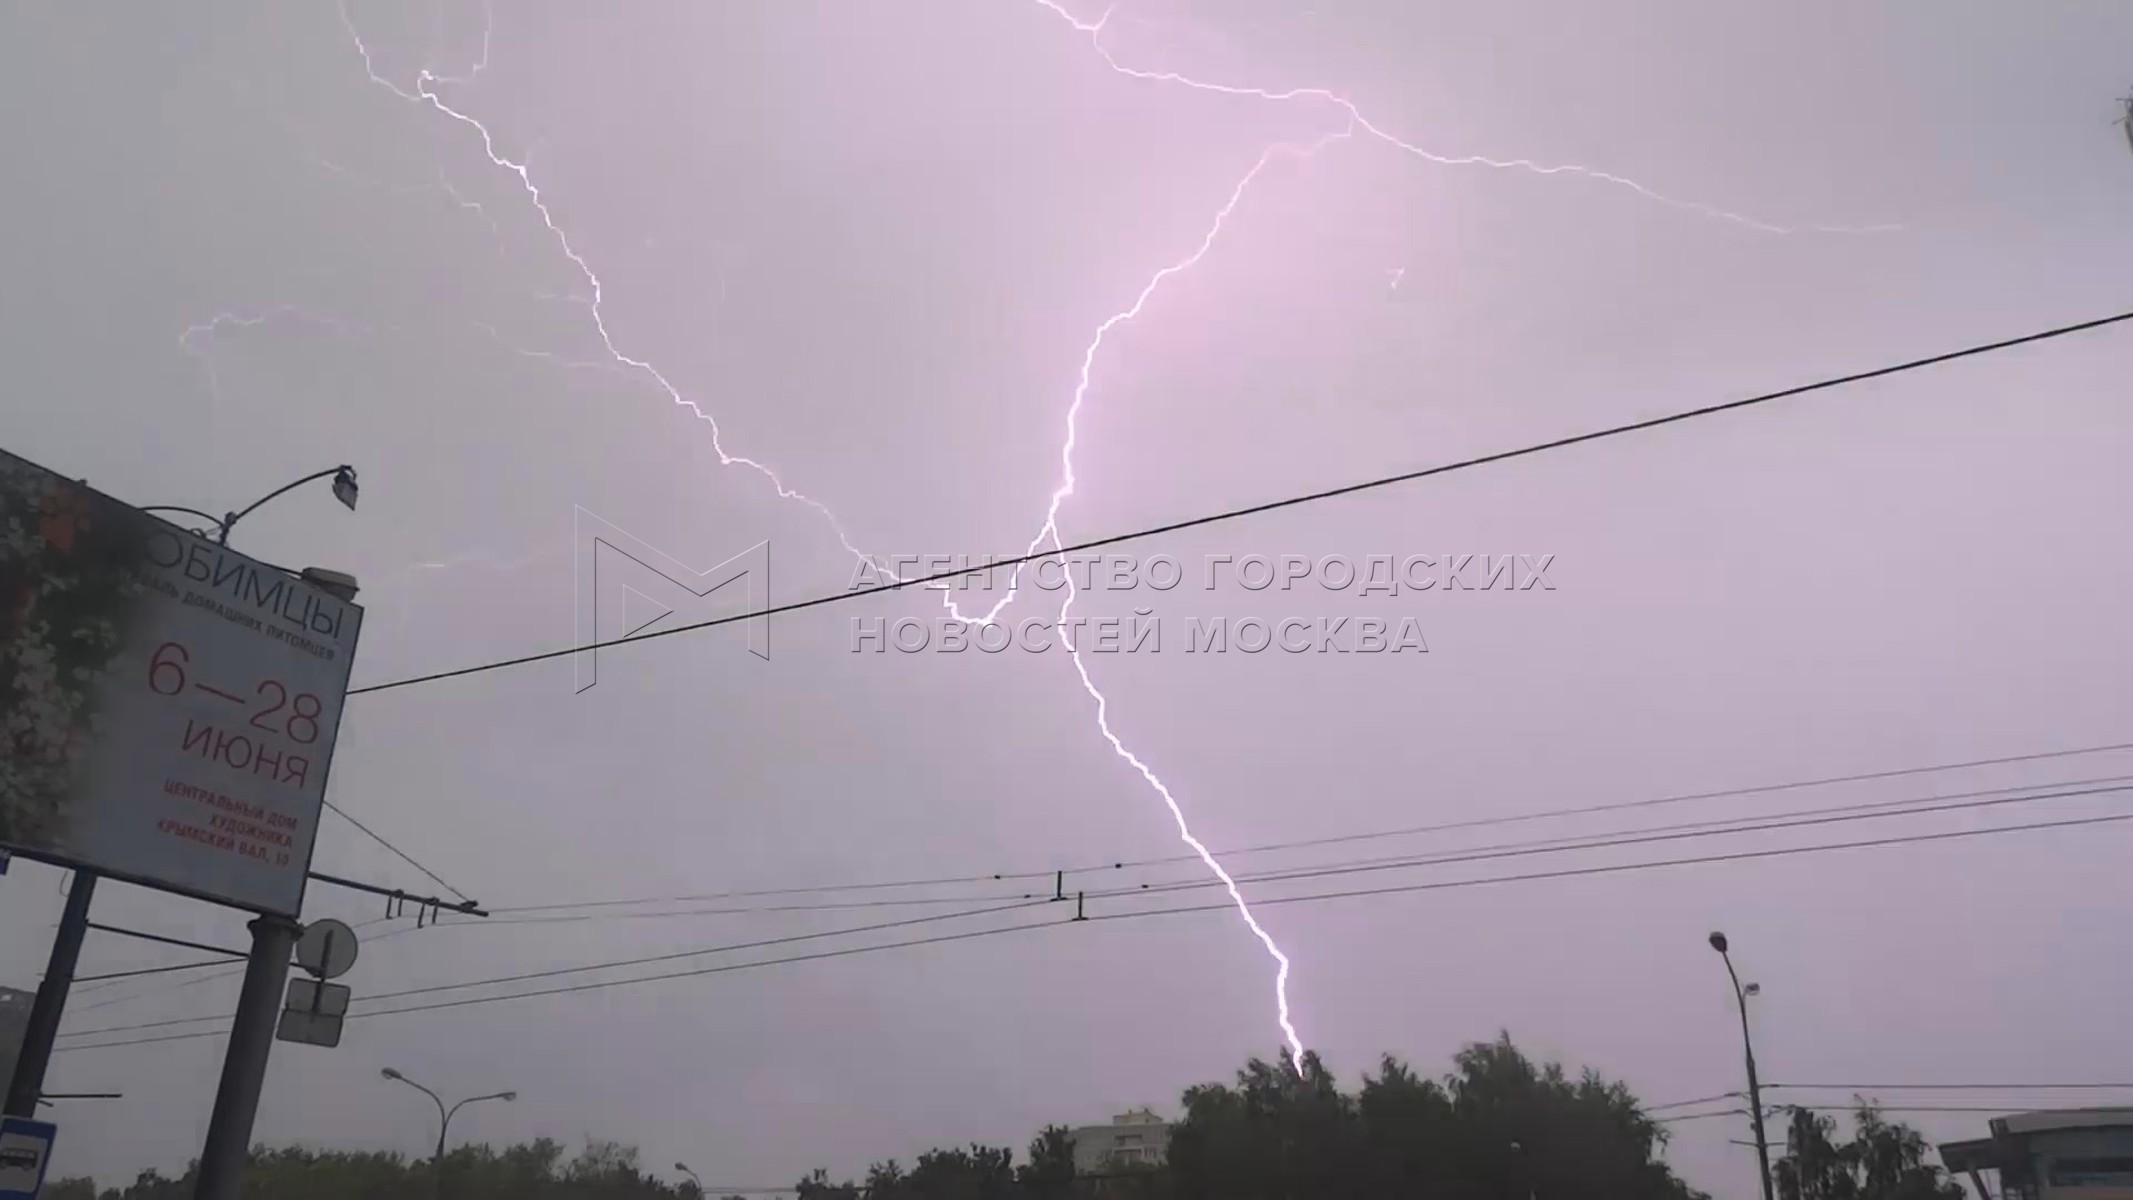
[1072,778,2133,906]
[1647,1092,1743,1113]
[1772,1083,2133,1093]
[321,800,474,904]
[1082,806,2133,927]
[53,804,2133,1054]
[56,778,2130,1039]
[462,775,2133,929]
[1656,1109,1748,1125]
[479,740,2133,916]
[344,306,2133,699]
[56,899,1055,1039]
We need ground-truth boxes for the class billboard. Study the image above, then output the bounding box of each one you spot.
[0,448,362,916]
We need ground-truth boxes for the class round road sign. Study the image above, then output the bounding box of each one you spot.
[294,918,359,980]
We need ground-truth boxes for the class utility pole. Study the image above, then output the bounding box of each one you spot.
[192,915,302,1198]
[185,468,361,1200]
[2,872,96,1116]
[1709,931,1774,1200]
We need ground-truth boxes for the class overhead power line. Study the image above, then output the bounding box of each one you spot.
[458,773,2133,928]
[345,306,2133,698]
[1656,1109,1748,1125]
[1648,1092,1743,1113]
[322,800,473,904]
[1772,1082,2133,1093]
[482,739,2133,916]
[61,774,2120,1040]
[54,803,2133,1053]
[1074,778,2133,907]
[57,774,2126,1036]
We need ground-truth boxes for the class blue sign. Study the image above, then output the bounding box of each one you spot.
[0,1116,55,1199]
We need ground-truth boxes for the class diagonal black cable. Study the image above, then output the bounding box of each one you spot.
[321,799,473,904]
[346,306,2133,697]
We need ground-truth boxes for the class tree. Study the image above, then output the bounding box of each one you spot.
[1015,1127,1077,1200]
[1159,1035,1700,1200]
[1774,1103,1966,1200]
[44,1037,1708,1199]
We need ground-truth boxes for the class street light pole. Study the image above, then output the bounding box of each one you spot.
[216,466,359,545]
[381,1069,516,1200]
[676,1162,704,1197]
[1709,932,1774,1200]
[162,466,359,1200]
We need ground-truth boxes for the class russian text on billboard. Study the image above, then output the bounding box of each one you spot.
[0,447,362,916]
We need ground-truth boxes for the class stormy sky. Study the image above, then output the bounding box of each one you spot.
[5,2,2133,1195]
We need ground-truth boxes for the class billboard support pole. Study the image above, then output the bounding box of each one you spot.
[192,914,300,1200]
[4,870,98,1117]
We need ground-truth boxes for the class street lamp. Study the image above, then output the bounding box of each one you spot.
[381,1068,516,1200]
[676,1162,704,1196]
[1709,932,1774,1200]
[142,464,357,548]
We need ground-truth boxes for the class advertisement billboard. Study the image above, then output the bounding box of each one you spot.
[0,448,362,916]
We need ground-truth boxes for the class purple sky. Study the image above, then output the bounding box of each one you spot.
[5,2,2133,1196]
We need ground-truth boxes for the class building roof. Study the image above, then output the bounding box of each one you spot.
[1938,1109,2133,1174]
[1992,1108,2133,1137]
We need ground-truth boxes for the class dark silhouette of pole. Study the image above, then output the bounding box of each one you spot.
[193,915,302,1199]
[3,872,96,1116]
[1709,931,1774,1200]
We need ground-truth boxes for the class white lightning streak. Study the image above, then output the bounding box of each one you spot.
[336,2,875,569]
[181,308,367,453]
[1038,1,1903,237]
[327,0,1888,1065]
[1040,130,1356,1064]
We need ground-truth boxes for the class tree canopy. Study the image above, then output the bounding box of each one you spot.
[44,1035,1959,1200]
[1773,1102,1967,1200]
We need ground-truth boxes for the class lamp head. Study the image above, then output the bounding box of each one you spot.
[1743,982,1761,997]
[380,1068,402,1081]
[301,567,360,604]
[1707,931,1729,954]
[332,466,359,513]
[500,1091,518,1102]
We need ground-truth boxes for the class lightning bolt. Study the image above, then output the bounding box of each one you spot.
[181,308,370,483]
[324,0,1892,1066]
[1037,1,1904,237]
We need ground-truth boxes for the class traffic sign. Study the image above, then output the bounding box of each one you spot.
[0,1116,56,1200]
[294,918,358,980]
[276,978,351,1049]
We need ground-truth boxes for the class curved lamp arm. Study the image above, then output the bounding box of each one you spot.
[382,1069,447,1127]
[221,466,356,544]
[443,1091,516,1128]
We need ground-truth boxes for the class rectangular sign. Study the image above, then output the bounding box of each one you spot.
[0,448,362,916]
[284,978,350,1017]
[276,1001,345,1048]
[0,1116,55,1200]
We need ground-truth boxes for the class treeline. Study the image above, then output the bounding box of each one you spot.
[47,1034,1966,1200]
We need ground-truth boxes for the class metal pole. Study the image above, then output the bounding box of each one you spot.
[1722,953,1776,1200]
[434,1107,451,1200]
[4,871,97,1116]
[192,915,300,1200]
